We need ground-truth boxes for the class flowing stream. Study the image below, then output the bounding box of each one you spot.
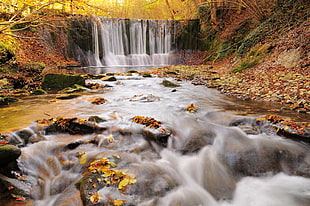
[1,74,310,206]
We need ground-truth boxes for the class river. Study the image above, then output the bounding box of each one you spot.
[1,73,309,206]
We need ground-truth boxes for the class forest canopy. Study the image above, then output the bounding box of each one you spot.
[0,0,205,37]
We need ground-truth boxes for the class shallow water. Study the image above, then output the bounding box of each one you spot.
[1,74,309,206]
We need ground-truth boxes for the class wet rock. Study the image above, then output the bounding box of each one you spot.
[56,93,82,100]
[0,174,30,201]
[181,129,215,154]
[44,117,105,135]
[76,173,107,205]
[87,116,106,123]
[53,185,83,206]
[90,97,107,104]
[161,80,181,87]
[61,84,88,94]
[42,73,85,91]
[142,128,172,147]
[141,73,152,77]
[12,128,35,146]
[0,145,21,166]
[128,70,138,73]
[216,128,310,178]
[130,94,160,102]
[229,117,260,135]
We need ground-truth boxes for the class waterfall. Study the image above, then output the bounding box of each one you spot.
[80,18,178,67]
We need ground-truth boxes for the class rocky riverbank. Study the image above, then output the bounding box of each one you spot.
[152,65,310,114]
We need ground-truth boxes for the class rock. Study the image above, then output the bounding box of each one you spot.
[142,128,172,147]
[278,48,301,68]
[53,185,83,206]
[101,76,117,81]
[128,70,138,73]
[90,97,107,104]
[0,96,18,105]
[141,73,152,77]
[0,174,30,201]
[44,117,105,135]
[76,173,107,205]
[87,116,106,123]
[216,128,310,178]
[0,145,21,166]
[31,89,47,95]
[161,80,181,87]
[42,73,85,91]
[61,84,87,94]
[129,94,160,102]
[56,94,82,100]
[9,128,36,146]
[181,129,215,154]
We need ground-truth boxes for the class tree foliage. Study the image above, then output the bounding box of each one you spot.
[0,0,205,38]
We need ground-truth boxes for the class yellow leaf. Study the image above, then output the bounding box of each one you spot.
[114,199,127,206]
[112,154,121,159]
[79,152,87,164]
[90,192,102,203]
[103,170,114,177]
[110,161,117,168]
[118,178,129,189]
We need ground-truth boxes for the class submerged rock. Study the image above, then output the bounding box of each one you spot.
[161,79,181,87]
[56,93,82,100]
[129,94,160,102]
[0,96,18,105]
[181,129,215,154]
[42,73,85,91]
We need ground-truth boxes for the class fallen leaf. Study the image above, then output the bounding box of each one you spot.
[114,199,127,206]
[90,192,102,203]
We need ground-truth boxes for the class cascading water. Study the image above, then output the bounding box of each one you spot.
[75,18,179,67]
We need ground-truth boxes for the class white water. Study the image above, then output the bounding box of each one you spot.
[89,18,177,67]
[3,76,310,205]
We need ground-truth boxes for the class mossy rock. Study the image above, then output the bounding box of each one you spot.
[42,73,85,91]
[22,62,46,71]
[76,173,107,205]
[61,84,87,94]
[87,116,106,123]
[101,76,117,81]
[31,89,47,95]
[161,80,181,87]
[0,96,18,105]
[127,70,138,73]
[141,73,152,77]
[0,145,21,166]
[56,93,82,100]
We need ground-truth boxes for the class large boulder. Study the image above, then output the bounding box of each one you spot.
[42,73,85,91]
[0,145,21,166]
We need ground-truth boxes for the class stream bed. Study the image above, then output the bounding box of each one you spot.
[1,74,309,206]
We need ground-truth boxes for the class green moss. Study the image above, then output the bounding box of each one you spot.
[0,96,18,105]
[31,89,47,95]
[141,73,152,77]
[42,73,85,91]
[232,43,271,73]
[22,62,46,71]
